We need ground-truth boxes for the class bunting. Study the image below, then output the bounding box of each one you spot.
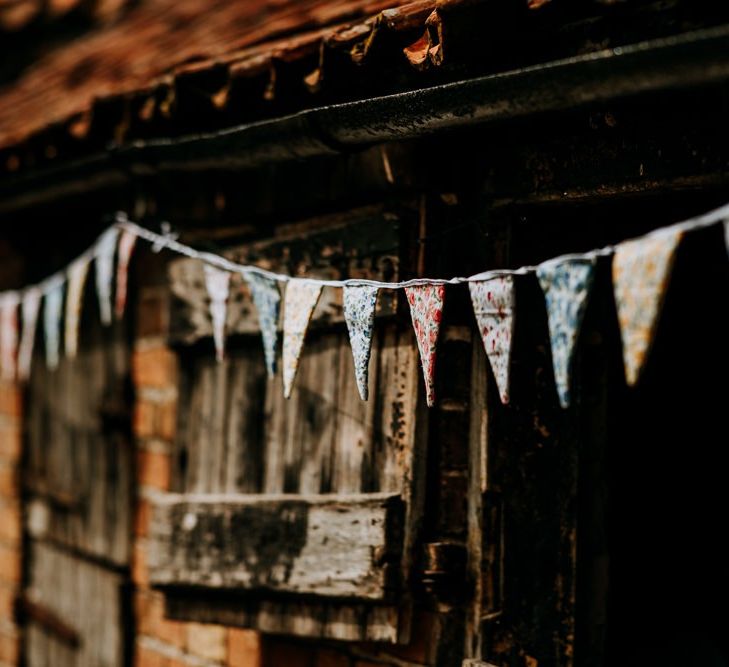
[244,272,281,378]
[95,227,119,326]
[343,285,379,400]
[613,229,683,386]
[469,276,515,404]
[203,265,231,362]
[0,205,723,404]
[65,257,90,359]
[537,258,596,408]
[405,284,445,407]
[282,280,322,399]
[43,277,64,370]
[0,293,19,381]
[18,288,41,381]
[115,230,137,319]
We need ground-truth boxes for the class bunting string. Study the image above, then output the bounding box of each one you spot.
[0,203,726,407]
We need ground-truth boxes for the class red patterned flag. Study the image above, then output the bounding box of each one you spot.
[469,276,515,405]
[405,284,445,407]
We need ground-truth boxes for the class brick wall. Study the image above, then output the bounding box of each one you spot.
[0,380,21,667]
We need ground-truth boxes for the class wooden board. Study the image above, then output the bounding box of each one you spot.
[149,492,404,599]
[24,314,132,566]
[24,541,126,667]
[168,206,403,345]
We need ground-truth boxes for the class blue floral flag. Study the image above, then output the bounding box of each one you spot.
[282,280,323,399]
[94,228,119,326]
[343,285,379,400]
[43,276,65,370]
[536,257,596,408]
[243,272,281,378]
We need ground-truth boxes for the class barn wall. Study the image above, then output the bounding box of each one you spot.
[128,251,437,667]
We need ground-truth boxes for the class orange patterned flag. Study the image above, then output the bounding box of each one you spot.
[282,280,322,399]
[613,229,683,386]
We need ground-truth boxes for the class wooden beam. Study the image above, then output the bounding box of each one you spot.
[148,492,404,600]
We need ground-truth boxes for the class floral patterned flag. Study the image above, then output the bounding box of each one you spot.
[0,293,19,381]
[469,276,515,404]
[203,265,231,363]
[94,228,119,326]
[537,258,596,408]
[343,285,379,400]
[18,287,41,381]
[43,276,65,370]
[65,257,90,358]
[243,272,281,378]
[282,280,323,398]
[405,284,445,408]
[115,229,137,319]
[613,229,683,386]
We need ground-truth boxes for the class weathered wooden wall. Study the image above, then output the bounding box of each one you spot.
[22,287,133,667]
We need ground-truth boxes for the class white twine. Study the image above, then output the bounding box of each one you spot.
[3,201,729,301]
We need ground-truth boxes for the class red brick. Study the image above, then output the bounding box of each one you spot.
[137,450,171,491]
[0,584,16,620]
[0,626,19,664]
[0,501,20,544]
[228,628,262,667]
[0,463,16,499]
[135,589,186,649]
[315,648,351,667]
[186,623,226,661]
[0,543,20,585]
[0,385,20,419]
[133,347,177,389]
[134,498,151,537]
[134,400,176,441]
[135,642,168,667]
[0,422,21,462]
[132,541,150,587]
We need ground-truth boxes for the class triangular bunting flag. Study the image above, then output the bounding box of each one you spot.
[18,287,41,382]
[0,293,19,381]
[468,276,515,404]
[343,285,379,400]
[537,258,596,408]
[115,229,137,319]
[43,277,64,370]
[244,272,281,378]
[94,228,119,326]
[405,284,445,408]
[65,257,90,359]
[613,229,683,386]
[282,280,322,399]
[203,265,231,363]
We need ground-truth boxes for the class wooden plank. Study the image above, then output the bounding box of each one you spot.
[168,207,401,345]
[148,492,404,599]
[164,591,401,643]
[25,540,126,667]
[24,319,132,566]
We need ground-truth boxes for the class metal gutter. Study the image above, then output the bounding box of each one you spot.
[3,23,729,213]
